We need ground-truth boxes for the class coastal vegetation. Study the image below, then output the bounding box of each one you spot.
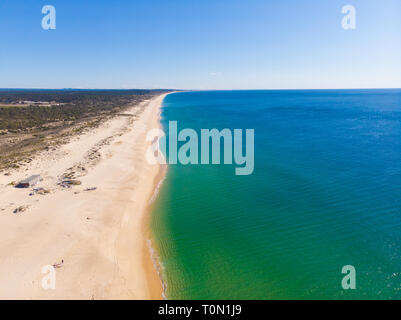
[0,89,170,170]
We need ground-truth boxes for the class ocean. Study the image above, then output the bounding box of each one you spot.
[151,89,401,299]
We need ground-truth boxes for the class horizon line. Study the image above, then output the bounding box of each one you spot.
[0,87,400,91]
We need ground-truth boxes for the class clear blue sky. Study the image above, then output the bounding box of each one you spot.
[0,0,400,89]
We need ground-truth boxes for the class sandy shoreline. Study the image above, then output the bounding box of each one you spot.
[0,93,170,299]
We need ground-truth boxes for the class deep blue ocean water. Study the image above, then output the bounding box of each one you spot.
[151,89,401,299]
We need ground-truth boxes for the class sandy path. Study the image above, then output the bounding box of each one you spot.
[0,93,169,299]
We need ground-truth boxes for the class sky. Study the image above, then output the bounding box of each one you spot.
[0,0,400,90]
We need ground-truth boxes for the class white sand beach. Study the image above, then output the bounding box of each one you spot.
[0,93,169,299]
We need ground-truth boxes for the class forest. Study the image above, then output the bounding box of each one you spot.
[0,89,169,131]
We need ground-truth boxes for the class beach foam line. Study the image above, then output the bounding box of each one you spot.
[147,239,168,300]
[148,168,167,205]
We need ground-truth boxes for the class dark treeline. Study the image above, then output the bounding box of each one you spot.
[0,89,170,130]
[0,89,169,104]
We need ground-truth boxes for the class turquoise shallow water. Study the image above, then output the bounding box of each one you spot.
[151,90,401,299]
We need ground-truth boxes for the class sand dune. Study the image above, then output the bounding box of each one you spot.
[0,93,169,299]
